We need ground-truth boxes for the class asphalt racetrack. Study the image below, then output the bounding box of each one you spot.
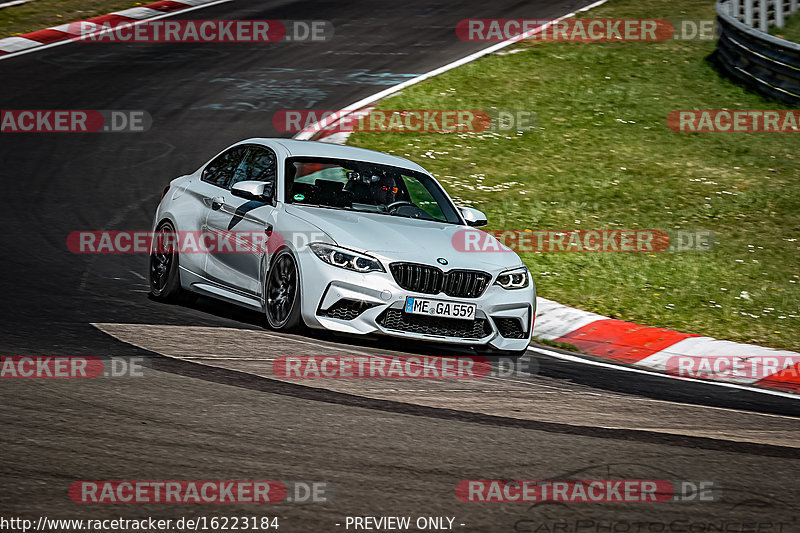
[1,0,798,531]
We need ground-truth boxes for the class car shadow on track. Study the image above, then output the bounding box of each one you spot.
[157,292,485,358]
[148,294,800,417]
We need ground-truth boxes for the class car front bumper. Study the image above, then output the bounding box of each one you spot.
[298,252,535,351]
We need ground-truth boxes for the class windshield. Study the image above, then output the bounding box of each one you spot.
[284,157,462,224]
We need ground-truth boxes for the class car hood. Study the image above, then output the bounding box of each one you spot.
[284,205,522,271]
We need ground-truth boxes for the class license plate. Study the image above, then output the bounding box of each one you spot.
[404,297,476,320]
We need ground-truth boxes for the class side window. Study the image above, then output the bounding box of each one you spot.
[230,146,277,191]
[201,146,248,188]
[403,175,445,221]
[293,162,348,185]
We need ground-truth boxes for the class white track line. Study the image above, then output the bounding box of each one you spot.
[528,346,800,400]
[0,0,232,61]
[295,0,610,138]
[0,0,35,9]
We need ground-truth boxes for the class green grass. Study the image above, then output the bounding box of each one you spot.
[771,9,800,43]
[533,337,584,354]
[349,0,800,351]
[0,0,143,38]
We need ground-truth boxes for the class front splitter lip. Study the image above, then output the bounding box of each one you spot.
[316,314,496,345]
[314,299,532,349]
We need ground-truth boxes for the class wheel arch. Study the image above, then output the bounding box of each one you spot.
[263,245,306,329]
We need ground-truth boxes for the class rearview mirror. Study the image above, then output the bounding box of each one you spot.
[458,206,488,227]
[231,180,272,201]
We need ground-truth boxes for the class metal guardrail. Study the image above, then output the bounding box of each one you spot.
[715,0,800,104]
[722,0,799,32]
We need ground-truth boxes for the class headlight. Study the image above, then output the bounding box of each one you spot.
[309,243,385,273]
[494,267,530,289]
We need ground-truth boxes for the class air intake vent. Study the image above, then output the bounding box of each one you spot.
[493,317,526,338]
[318,299,376,320]
[377,309,492,339]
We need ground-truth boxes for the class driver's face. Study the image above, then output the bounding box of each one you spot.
[373,175,398,204]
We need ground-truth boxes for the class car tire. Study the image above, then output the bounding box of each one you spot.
[265,249,303,331]
[149,220,185,302]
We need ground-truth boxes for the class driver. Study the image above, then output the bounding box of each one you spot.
[344,168,408,209]
[372,172,401,206]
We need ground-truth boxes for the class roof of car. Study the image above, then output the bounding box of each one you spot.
[243,138,430,174]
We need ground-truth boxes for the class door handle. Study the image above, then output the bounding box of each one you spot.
[211,196,224,210]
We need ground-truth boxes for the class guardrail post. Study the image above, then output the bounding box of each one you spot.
[776,0,785,27]
[791,0,799,15]
[731,0,741,18]
[758,0,768,32]
[745,0,754,26]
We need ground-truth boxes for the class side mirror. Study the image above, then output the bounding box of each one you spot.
[231,180,272,201]
[459,206,488,227]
